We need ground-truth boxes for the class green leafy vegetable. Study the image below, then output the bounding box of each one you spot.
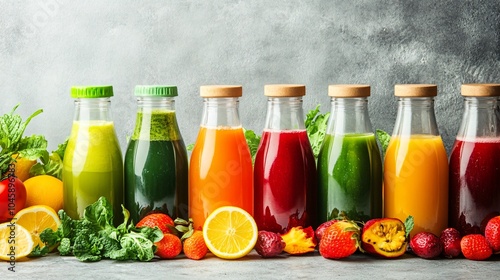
[186,143,194,152]
[243,128,261,163]
[37,197,162,262]
[0,104,46,177]
[376,129,391,157]
[404,215,414,239]
[30,139,67,179]
[29,244,50,257]
[305,105,330,159]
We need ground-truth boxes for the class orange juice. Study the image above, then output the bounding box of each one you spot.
[189,126,253,229]
[384,135,448,236]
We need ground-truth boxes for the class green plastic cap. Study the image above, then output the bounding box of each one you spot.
[71,86,114,98]
[134,85,178,97]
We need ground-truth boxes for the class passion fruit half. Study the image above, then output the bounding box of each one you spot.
[361,218,409,258]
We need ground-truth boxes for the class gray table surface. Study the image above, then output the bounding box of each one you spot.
[7,250,500,280]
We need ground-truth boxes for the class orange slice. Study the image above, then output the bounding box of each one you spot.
[202,206,258,259]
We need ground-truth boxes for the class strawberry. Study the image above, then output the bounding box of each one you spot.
[155,233,182,259]
[255,231,286,258]
[484,215,500,253]
[183,230,208,260]
[409,232,442,259]
[319,220,360,259]
[440,228,461,258]
[136,213,175,234]
[315,220,338,242]
[461,234,492,261]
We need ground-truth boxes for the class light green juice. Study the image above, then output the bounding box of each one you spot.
[63,121,124,223]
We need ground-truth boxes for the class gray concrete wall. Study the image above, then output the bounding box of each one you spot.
[1,0,499,153]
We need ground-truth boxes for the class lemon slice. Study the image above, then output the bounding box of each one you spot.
[202,206,258,259]
[13,205,61,249]
[0,222,34,261]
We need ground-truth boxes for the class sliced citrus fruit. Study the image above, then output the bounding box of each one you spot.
[202,206,258,259]
[12,205,61,250]
[0,222,34,261]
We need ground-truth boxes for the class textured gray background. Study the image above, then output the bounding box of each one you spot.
[1,0,499,154]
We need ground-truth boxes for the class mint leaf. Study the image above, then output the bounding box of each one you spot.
[243,128,261,163]
[404,215,414,239]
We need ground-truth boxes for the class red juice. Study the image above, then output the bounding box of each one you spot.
[254,129,317,233]
[449,137,500,235]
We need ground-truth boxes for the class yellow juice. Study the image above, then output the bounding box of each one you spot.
[63,121,124,224]
[383,135,448,236]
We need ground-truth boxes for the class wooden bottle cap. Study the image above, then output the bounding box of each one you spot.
[328,84,370,97]
[461,84,500,97]
[200,85,242,97]
[264,84,305,97]
[394,84,437,97]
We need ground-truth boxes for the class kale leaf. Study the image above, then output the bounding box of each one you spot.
[37,196,162,262]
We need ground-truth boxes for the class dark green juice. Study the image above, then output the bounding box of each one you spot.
[124,110,188,223]
[317,133,382,222]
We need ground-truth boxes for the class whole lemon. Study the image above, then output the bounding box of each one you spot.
[23,175,63,212]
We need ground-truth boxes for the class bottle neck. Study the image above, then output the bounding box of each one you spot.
[457,97,500,139]
[132,97,181,141]
[201,98,241,128]
[326,97,373,134]
[264,97,305,130]
[136,96,176,112]
[392,97,439,136]
[73,98,113,122]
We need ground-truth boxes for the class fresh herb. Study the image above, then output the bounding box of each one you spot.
[376,129,391,157]
[305,105,330,159]
[0,104,46,177]
[243,128,261,163]
[30,139,68,179]
[36,197,163,262]
[404,215,414,239]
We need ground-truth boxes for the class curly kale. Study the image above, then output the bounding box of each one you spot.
[36,197,162,262]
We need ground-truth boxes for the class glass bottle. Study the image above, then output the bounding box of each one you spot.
[254,84,317,233]
[188,85,253,230]
[318,85,382,223]
[384,84,448,236]
[124,85,188,223]
[63,86,124,224]
[449,83,500,235]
